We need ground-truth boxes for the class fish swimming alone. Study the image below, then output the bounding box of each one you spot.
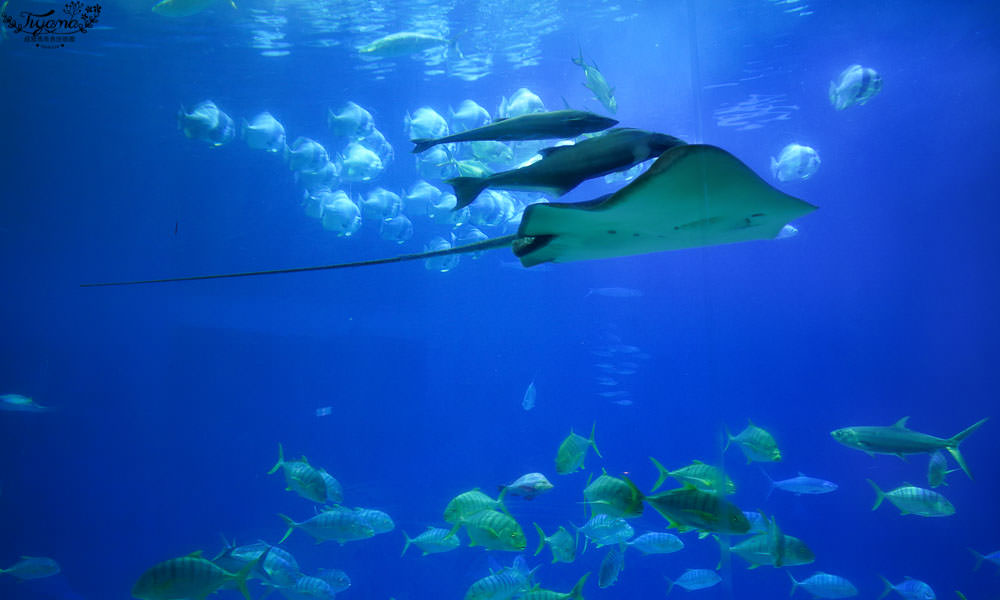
[447,127,684,209]
[411,109,618,153]
[81,144,817,287]
[831,417,988,479]
[573,49,618,114]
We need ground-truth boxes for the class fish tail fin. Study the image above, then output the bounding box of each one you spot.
[723,425,733,452]
[267,443,284,475]
[878,575,893,600]
[444,521,462,540]
[649,456,670,492]
[770,156,779,180]
[569,572,590,600]
[411,138,437,154]
[497,485,508,503]
[664,576,674,596]
[969,547,985,571]
[231,545,267,600]
[277,514,296,544]
[239,117,249,140]
[946,417,988,479]
[445,176,488,209]
[533,522,547,556]
[401,531,412,557]
[760,466,775,499]
[866,479,885,511]
[787,571,799,597]
[589,421,602,458]
[572,45,584,66]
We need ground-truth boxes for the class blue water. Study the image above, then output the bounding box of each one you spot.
[2,0,999,599]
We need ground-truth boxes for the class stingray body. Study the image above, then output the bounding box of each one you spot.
[411,110,618,154]
[81,145,816,287]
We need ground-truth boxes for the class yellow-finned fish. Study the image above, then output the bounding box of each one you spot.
[152,0,236,18]
[132,549,261,600]
[555,422,602,475]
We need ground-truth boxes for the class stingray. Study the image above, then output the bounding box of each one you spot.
[81,145,817,287]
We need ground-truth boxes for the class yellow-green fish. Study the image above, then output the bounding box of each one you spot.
[151,0,236,18]
[458,509,526,552]
[132,550,259,600]
[556,423,602,474]
[444,488,506,524]
[267,443,328,503]
[278,508,375,544]
[642,482,750,535]
[583,471,643,518]
[401,527,461,557]
[533,523,578,563]
[649,457,735,494]
[726,533,814,569]
[725,420,781,463]
[357,31,453,58]
[522,572,590,600]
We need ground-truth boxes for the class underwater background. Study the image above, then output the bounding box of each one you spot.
[2,0,999,598]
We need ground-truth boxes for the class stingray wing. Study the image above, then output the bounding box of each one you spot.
[514,145,817,267]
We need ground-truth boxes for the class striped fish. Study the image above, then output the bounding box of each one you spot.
[583,471,643,518]
[598,545,625,588]
[132,549,263,600]
[267,443,328,503]
[725,420,781,463]
[555,423,602,474]
[444,489,506,524]
[278,508,375,544]
[523,572,590,600]
[642,482,750,535]
[464,557,532,600]
[867,480,955,517]
[402,527,461,557]
[788,571,858,599]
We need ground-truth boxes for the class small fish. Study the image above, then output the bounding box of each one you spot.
[132,550,261,600]
[444,489,506,524]
[969,547,1000,571]
[266,444,328,503]
[278,507,375,544]
[573,49,618,114]
[211,539,298,586]
[340,142,384,182]
[725,420,781,463]
[829,64,882,111]
[464,555,532,600]
[598,545,625,588]
[401,527,461,557]
[770,143,821,182]
[285,137,330,173]
[626,531,684,555]
[0,556,60,580]
[788,571,858,599]
[241,112,285,153]
[577,514,634,547]
[534,523,578,564]
[650,457,735,494]
[499,88,546,119]
[352,507,394,533]
[832,417,988,479]
[868,480,954,517]
[449,100,492,132]
[316,568,351,593]
[555,422,602,474]
[522,572,589,600]
[666,569,721,594]
[926,450,955,488]
[177,100,234,146]
[879,575,936,600]
[500,472,553,501]
[380,215,414,244]
[522,380,537,411]
[762,470,838,498]
[727,533,814,569]
[358,31,455,59]
[327,101,374,138]
[583,471,644,518]
[585,287,643,298]
[0,393,51,412]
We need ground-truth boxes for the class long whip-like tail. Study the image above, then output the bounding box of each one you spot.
[81,234,518,287]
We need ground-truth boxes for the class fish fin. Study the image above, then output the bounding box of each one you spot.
[946,417,988,479]
[569,572,590,600]
[969,548,985,571]
[787,571,799,597]
[866,479,885,511]
[665,576,674,596]
[723,426,733,452]
[231,545,267,600]
[228,0,237,9]
[537,145,574,158]
[185,550,204,558]
[589,421,602,458]
[401,531,412,557]
[649,456,671,492]
[891,416,910,429]
[277,514,296,544]
[533,523,547,556]
[266,443,284,474]
[445,176,488,209]
[770,156,778,179]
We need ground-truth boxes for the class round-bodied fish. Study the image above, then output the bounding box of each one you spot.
[666,569,721,594]
[444,489,506,524]
[726,420,781,462]
[829,64,882,110]
[583,471,643,517]
[867,480,954,517]
[500,472,553,500]
[626,531,684,555]
[132,550,259,600]
[577,514,633,547]
[555,422,602,474]
[402,527,461,557]
[879,575,935,600]
[266,443,328,503]
[598,545,625,588]
[461,509,526,552]
[533,523,577,563]
[650,457,735,494]
[770,143,820,182]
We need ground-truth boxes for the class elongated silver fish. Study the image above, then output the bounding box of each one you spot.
[412,109,617,153]
[832,417,987,479]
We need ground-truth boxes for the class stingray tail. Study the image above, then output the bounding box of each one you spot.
[446,176,489,209]
[945,417,988,479]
